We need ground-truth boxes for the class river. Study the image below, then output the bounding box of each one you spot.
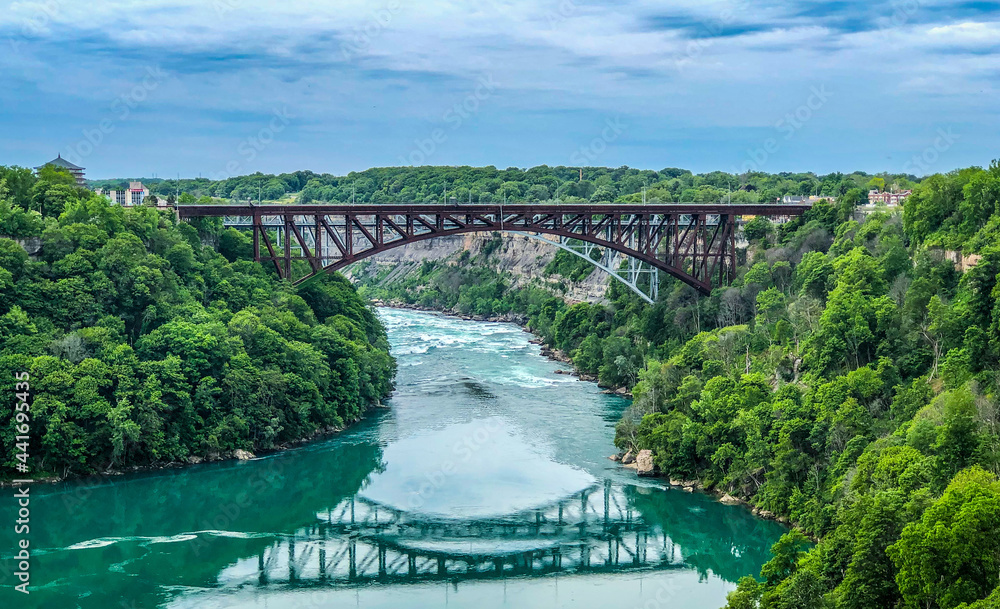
[1,308,785,609]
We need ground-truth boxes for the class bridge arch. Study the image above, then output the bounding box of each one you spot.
[177,204,808,297]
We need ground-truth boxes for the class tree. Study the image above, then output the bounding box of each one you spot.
[745,216,773,242]
[890,467,1000,609]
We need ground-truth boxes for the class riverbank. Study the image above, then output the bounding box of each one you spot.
[0,403,389,488]
[375,301,793,532]
[606,450,798,529]
[373,299,633,397]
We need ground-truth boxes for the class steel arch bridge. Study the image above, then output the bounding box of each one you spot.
[177,203,808,300]
[217,482,689,588]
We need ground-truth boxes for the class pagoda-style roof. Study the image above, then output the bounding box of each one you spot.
[35,154,84,171]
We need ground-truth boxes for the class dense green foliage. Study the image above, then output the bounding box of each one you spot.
[359,161,1000,609]
[544,247,600,283]
[0,167,394,478]
[83,165,917,206]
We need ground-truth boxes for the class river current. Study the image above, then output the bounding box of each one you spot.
[1,308,784,608]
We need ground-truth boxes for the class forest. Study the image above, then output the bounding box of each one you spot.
[0,164,395,478]
[358,160,1000,609]
[88,164,914,207]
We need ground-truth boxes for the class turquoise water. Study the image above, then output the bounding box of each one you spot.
[1,308,784,608]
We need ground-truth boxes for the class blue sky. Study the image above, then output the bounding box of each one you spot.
[1,0,998,178]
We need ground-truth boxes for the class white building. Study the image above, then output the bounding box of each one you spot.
[97,181,154,206]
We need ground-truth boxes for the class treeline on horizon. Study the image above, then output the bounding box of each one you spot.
[357,160,1000,609]
[0,164,395,478]
[84,164,919,206]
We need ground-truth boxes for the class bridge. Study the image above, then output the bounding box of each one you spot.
[216,482,688,588]
[177,203,809,301]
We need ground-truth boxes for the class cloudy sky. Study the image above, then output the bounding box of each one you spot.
[1,0,998,178]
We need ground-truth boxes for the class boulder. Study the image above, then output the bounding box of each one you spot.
[233,449,255,461]
[635,449,655,476]
[609,454,621,462]
[622,450,635,465]
[719,493,741,505]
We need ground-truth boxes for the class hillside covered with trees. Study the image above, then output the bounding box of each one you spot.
[358,160,1000,609]
[91,165,916,207]
[0,165,395,479]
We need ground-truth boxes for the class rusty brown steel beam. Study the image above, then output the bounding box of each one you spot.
[183,203,807,294]
[177,203,811,217]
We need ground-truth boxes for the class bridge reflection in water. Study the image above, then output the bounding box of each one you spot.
[224,481,689,588]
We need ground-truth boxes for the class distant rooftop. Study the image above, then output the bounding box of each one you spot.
[35,153,84,171]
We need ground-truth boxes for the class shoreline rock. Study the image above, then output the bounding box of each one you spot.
[635,449,655,476]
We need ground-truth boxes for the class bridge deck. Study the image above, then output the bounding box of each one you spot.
[177,203,810,217]
[174,203,809,295]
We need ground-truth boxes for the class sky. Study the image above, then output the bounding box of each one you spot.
[1,0,998,179]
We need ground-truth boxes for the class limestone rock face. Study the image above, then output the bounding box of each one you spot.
[635,449,655,476]
[344,233,613,304]
[233,449,255,461]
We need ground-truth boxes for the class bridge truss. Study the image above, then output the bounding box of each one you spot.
[178,204,807,297]
[217,482,687,588]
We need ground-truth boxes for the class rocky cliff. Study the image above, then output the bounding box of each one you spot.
[344,233,611,303]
